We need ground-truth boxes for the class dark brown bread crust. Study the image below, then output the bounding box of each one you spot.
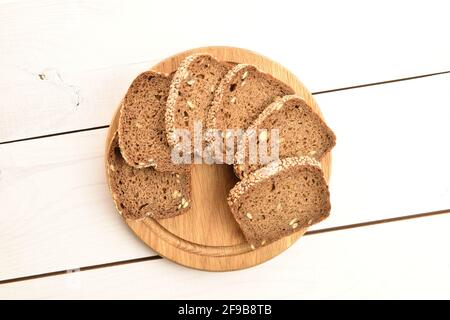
[107,133,191,220]
[228,156,330,248]
[118,71,188,173]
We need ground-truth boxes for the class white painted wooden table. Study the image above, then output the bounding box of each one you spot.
[1,0,449,299]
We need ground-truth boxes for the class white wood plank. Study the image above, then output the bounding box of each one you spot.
[0,61,153,142]
[1,0,449,141]
[1,74,449,281]
[0,129,153,282]
[1,213,449,299]
[311,73,450,230]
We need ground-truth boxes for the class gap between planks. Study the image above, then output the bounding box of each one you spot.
[1,208,448,286]
[1,70,448,145]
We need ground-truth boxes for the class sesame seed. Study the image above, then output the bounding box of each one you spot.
[258,130,267,142]
[172,190,181,198]
[187,100,195,109]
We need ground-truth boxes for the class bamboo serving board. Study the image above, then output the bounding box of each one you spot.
[105,47,331,271]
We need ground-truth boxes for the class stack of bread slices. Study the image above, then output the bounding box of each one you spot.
[107,53,336,249]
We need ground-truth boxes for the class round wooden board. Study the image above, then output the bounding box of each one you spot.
[106,46,331,271]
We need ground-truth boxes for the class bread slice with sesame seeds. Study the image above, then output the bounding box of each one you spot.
[228,156,330,248]
[107,133,191,220]
[118,71,188,173]
[234,95,336,179]
[165,54,230,157]
[206,64,295,161]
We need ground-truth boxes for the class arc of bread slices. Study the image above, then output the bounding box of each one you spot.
[233,95,336,179]
[228,156,330,248]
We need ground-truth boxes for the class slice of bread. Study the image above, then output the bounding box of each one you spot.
[206,64,295,160]
[165,54,230,156]
[107,133,191,220]
[234,95,336,179]
[228,156,330,248]
[118,71,187,172]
